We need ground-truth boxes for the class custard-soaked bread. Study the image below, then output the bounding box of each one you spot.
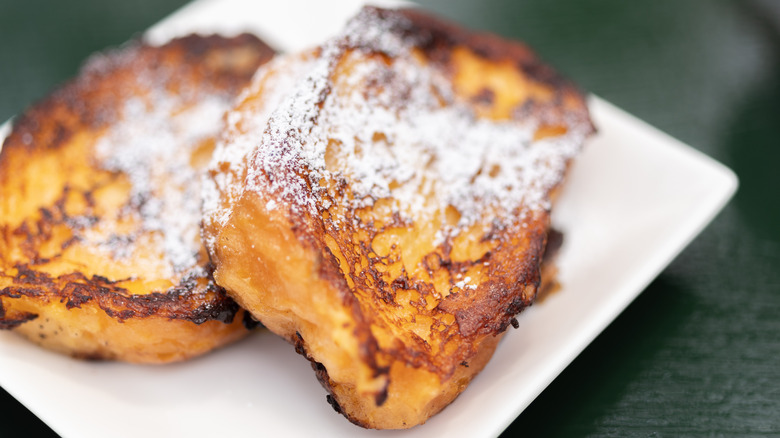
[203,7,594,428]
[0,34,274,363]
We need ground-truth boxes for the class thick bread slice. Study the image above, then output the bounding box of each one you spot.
[0,34,274,363]
[203,7,594,428]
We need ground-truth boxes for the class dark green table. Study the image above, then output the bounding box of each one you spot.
[1,0,778,436]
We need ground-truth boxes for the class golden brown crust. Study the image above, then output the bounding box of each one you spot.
[0,34,274,363]
[204,6,593,428]
[2,34,270,158]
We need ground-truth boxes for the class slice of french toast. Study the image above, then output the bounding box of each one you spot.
[0,34,274,363]
[203,7,594,428]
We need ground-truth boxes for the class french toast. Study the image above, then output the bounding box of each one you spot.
[0,34,274,363]
[203,7,594,428]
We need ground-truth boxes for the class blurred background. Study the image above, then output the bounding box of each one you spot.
[1,0,778,436]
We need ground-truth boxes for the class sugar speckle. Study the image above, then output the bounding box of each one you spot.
[92,92,229,273]
[205,8,591,246]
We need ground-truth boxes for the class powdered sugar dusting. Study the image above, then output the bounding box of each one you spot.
[93,92,229,273]
[207,7,590,242]
[202,52,321,252]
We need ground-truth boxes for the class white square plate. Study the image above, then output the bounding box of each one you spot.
[0,0,738,436]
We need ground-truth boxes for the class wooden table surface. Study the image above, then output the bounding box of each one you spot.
[1,0,778,436]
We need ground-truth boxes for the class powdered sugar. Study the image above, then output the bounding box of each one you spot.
[93,93,229,272]
[453,276,477,291]
[202,51,321,250]
[206,7,590,242]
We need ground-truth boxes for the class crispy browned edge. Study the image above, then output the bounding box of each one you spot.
[306,236,564,427]
[390,7,593,129]
[267,7,594,426]
[1,34,273,156]
[0,34,274,333]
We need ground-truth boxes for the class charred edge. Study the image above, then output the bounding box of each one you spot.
[63,282,94,309]
[4,313,36,330]
[544,228,564,261]
[0,300,38,329]
[296,331,385,427]
[441,224,547,339]
[0,266,240,324]
[167,33,275,86]
[294,331,306,355]
[1,33,275,156]
[241,310,261,330]
[395,7,585,94]
[70,351,111,361]
[325,394,344,415]
[13,265,55,287]
[197,282,241,324]
[312,354,373,428]
[294,333,344,414]
[534,228,564,303]
[374,385,389,406]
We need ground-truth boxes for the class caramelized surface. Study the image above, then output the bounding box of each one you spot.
[204,7,593,428]
[0,34,273,363]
